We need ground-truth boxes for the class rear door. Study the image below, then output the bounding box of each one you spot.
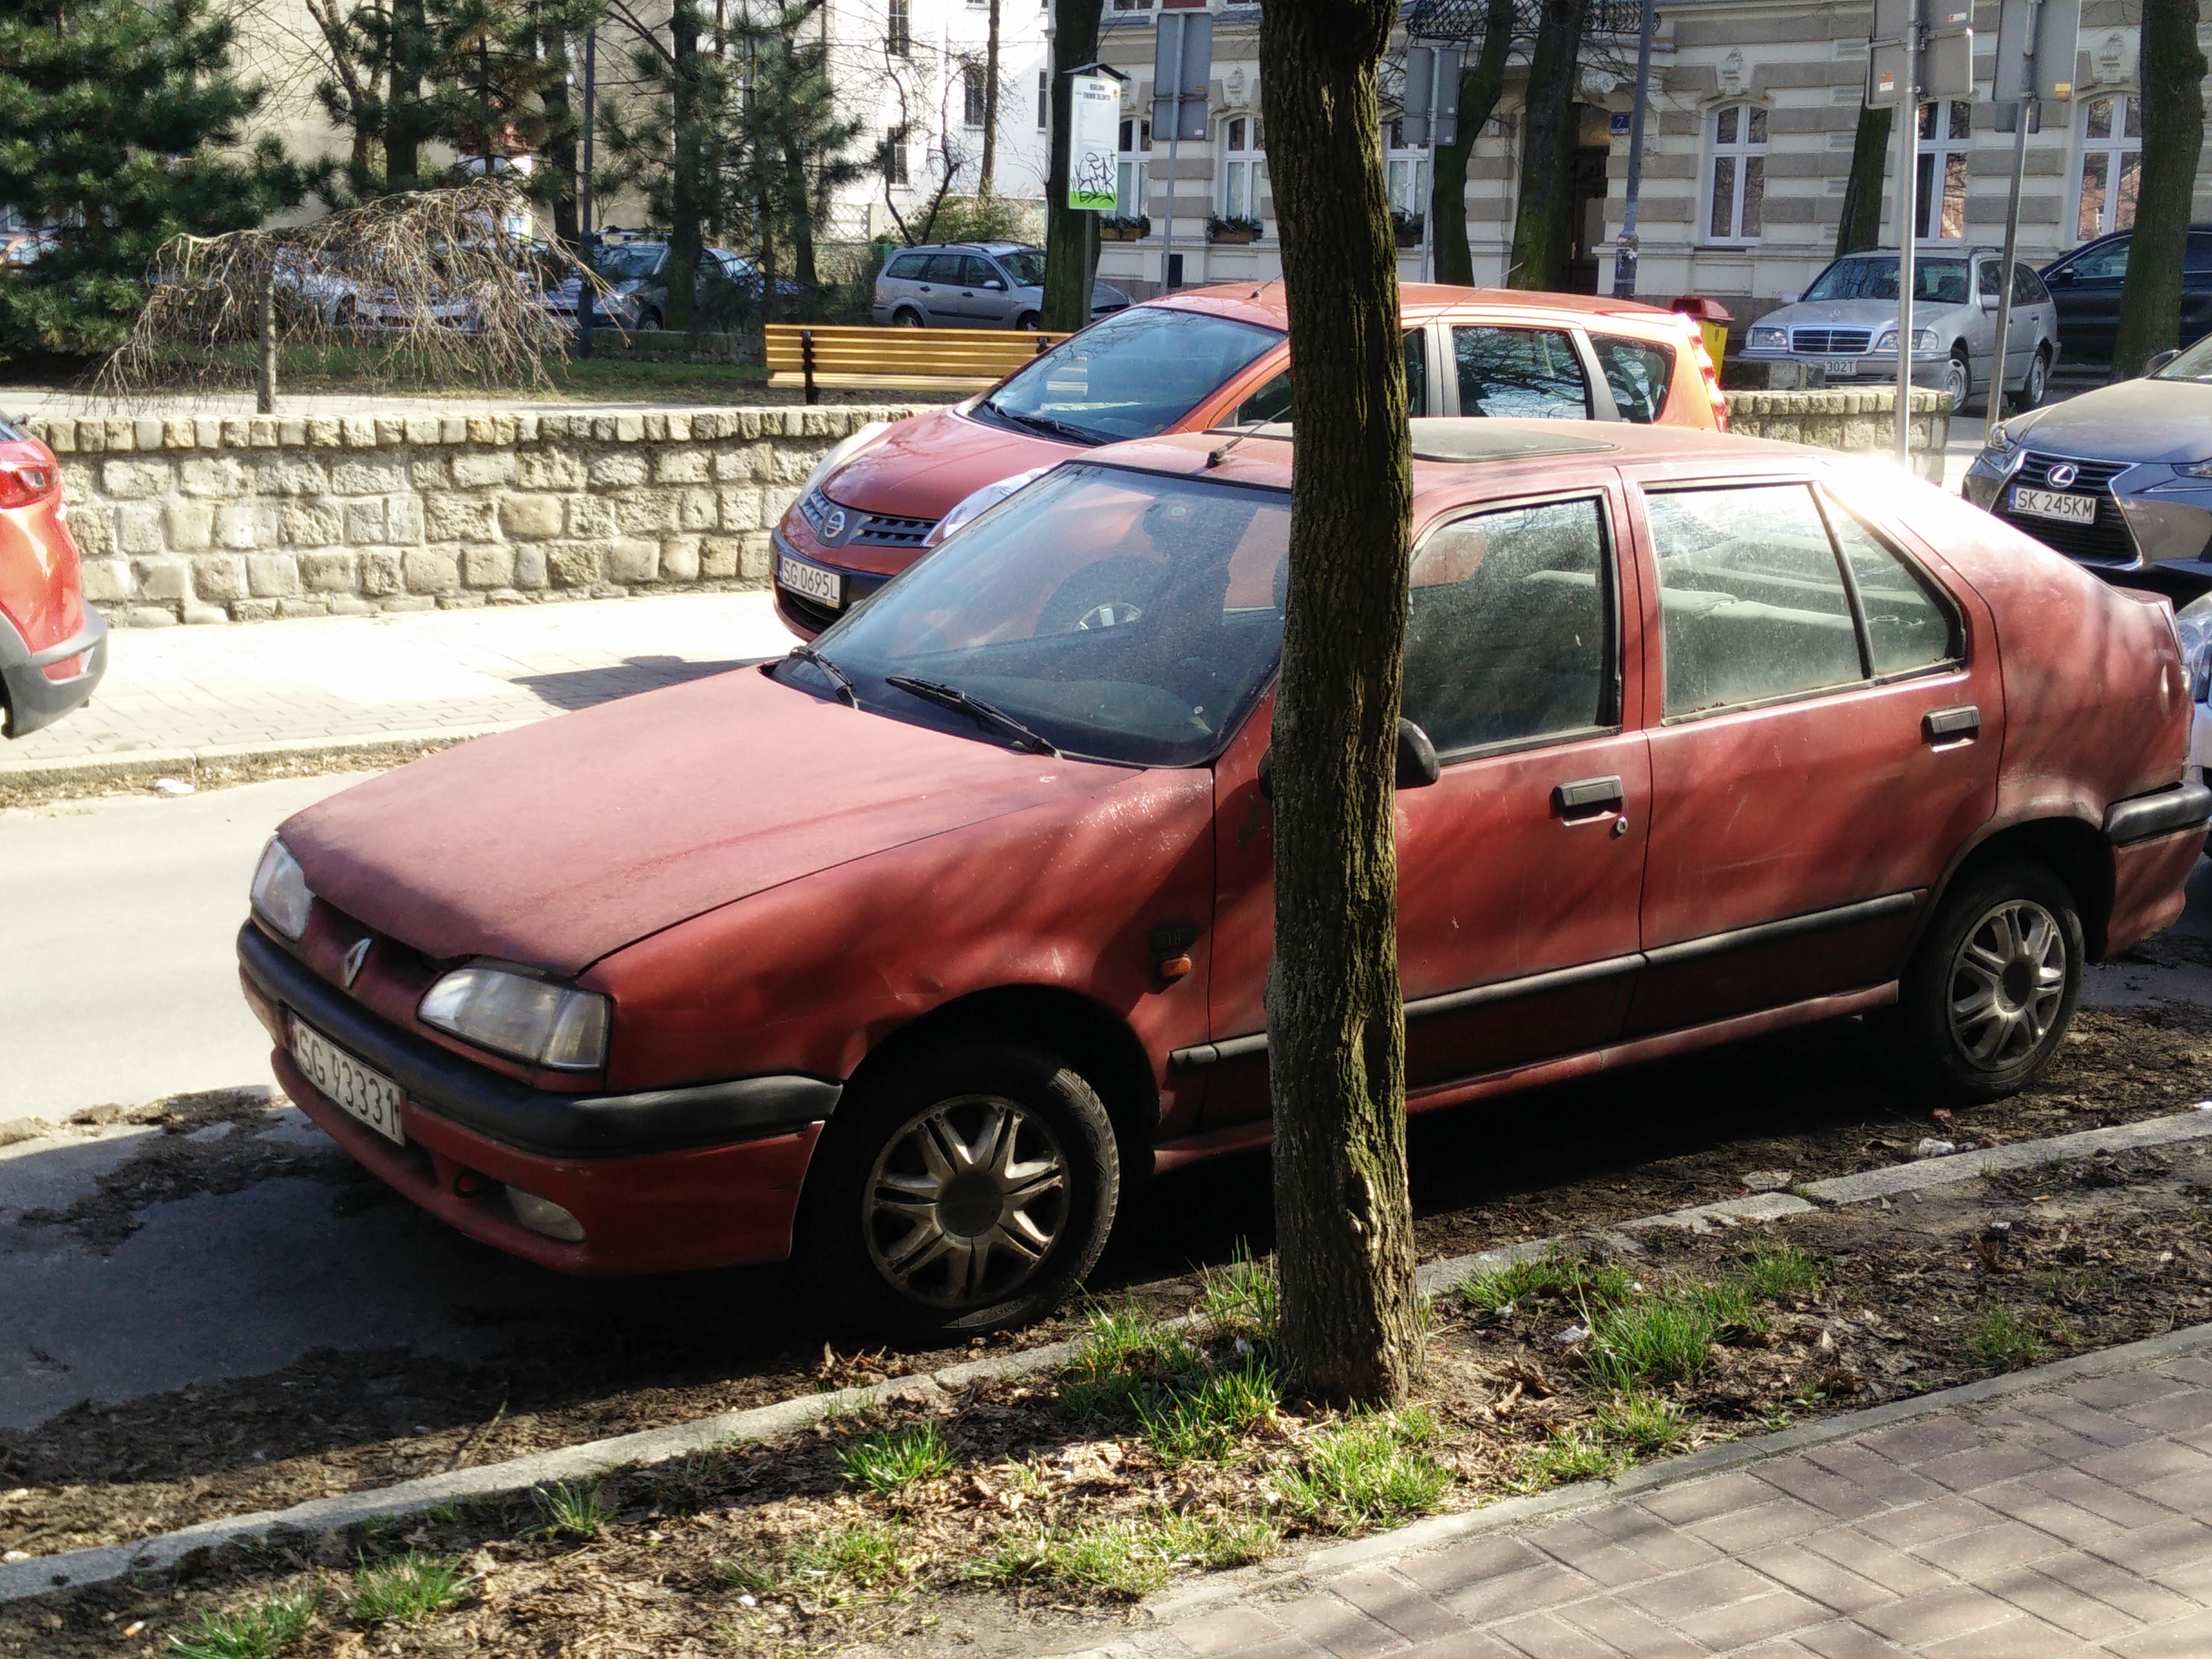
[2048,237,2129,364]
[1627,473,2001,1035]
[919,254,971,323]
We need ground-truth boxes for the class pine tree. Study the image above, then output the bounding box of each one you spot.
[0,0,301,356]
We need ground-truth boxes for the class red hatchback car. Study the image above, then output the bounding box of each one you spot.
[240,420,2206,1340]
[770,284,1729,637]
[0,418,104,739]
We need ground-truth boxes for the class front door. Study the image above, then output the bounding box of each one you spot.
[2050,237,2130,365]
[1201,481,1650,1126]
[1627,476,2002,1035]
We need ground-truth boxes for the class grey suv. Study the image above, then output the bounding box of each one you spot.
[872,242,1129,330]
[1739,247,2062,411]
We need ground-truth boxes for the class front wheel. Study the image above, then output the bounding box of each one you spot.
[2016,346,2050,412]
[892,307,925,328]
[1945,350,1972,413]
[1015,311,1042,332]
[798,1041,1120,1342]
[1891,861,2083,1101]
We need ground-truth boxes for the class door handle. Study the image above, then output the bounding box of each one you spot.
[1553,775,1625,819]
[1923,704,1981,744]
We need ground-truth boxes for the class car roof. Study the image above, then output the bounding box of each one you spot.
[1138,282,1695,333]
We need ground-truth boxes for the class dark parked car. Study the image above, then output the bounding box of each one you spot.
[0,417,104,739]
[241,419,2204,1339]
[2041,225,2212,367]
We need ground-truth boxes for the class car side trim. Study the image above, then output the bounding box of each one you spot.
[239,923,841,1157]
[1169,895,1925,1071]
[2103,779,2212,846]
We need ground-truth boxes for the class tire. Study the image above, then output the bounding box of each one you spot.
[1892,860,2084,1102]
[638,309,663,333]
[1945,349,1972,413]
[797,1041,1120,1343]
[2016,346,2050,412]
[1014,311,1042,332]
[892,307,925,328]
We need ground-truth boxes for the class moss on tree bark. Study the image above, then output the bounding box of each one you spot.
[1506,0,1590,290]
[1429,0,1517,289]
[2113,0,2207,377]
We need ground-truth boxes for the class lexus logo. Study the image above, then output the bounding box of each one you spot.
[820,508,848,542]
[341,937,372,990]
[2047,463,2080,488]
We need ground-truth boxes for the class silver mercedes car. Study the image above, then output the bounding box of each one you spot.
[1739,247,2062,411]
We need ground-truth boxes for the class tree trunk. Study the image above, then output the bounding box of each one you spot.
[782,135,818,290]
[1257,0,1422,1407]
[1041,0,1097,329]
[1834,103,1891,257]
[2113,0,2207,376]
[979,0,1001,196]
[385,0,433,189]
[542,55,580,248]
[665,1,707,333]
[1429,0,1514,288]
[1506,0,1590,290]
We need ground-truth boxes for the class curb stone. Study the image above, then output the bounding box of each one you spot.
[0,724,525,798]
[5,1107,2209,1605]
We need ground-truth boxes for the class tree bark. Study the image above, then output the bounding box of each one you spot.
[1041,0,1097,329]
[1834,103,1891,257]
[782,135,818,289]
[2113,0,2207,376]
[1429,0,1515,288]
[665,0,707,333]
[384,0,434,189]
[1258,0,1422,1406]
[1506,0,1590,290]
[979,0,1001,196]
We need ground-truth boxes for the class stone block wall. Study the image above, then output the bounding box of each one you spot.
[1723,389,1953,484]
[25,405,928,626]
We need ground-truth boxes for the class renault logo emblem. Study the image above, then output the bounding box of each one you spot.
[2047,463,2079,489]
[341,937,372,990]
[820,508,848,542]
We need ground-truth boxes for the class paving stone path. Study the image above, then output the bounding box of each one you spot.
[1093,1345,2212,1659]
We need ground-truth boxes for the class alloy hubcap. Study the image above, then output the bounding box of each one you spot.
[1947,899,2068,1070]
[864,1094,1069,1307]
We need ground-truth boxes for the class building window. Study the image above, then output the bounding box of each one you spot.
[884,123,909,185]
[1706,103,1766,243]
[1222,115,1264,220]
[886,0,910,57]
[2077,94,2142,240]
[1385,119,1427,220]
[1117,116,1151,217]
[1037,70,1049,129]
[1916,100,1971,240]
[1111,0,1154,9]
[963,62,987,129]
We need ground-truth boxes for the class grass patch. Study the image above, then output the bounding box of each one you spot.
[1966,1303,2049,1368]
[1738,1240,1825,1302]
[1138,1353,1281,1464]
[1059,1302,1203,1421]
[166,1587,321,1659]
[970,1511,1277,1598]
[349,1552,471,1626]
[1510,1427,1622,1493]
[530,1480,611,1540]
[1199,1241,1280,1341]
[837,1423,957,1495]
[1459,1251,1635,1314]
[1276,1405,1452,1529]
[1594,1389,1691,1455]
[723,1519,921,1599]
[1585,1278,1765,1394]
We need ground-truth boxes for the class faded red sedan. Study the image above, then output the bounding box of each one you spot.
[239,420,2207,1340]
[0,417,105,738]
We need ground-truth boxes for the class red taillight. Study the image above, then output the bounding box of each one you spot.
[0,462,55,509]
[1685,325,1729,432]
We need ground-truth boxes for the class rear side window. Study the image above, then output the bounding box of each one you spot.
[925,254,970,283]
[884,252,928,280]
[2012,263,2049,304]
[1402,497,1613,753]
[1232,331,1429,425]
[1823,500,1961,676]
[1453,326,1591,418]
[1591,336,1675,423]
[2189,234,2212,272]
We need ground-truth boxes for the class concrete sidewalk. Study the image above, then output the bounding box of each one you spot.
[1087,1334,2212,1659]
[0,589,795,781]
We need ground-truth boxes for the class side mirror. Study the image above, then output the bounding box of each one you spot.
[1981,294,2000,311]
[1778,291,1801,305]
[983,279,1006,291]
[2147,348,2181,376]
[2049,267,2075,286]
[1257,719,1438,800]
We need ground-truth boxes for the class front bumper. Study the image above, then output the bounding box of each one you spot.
[2102,780,2212,957]
[238,921,839,1273]
[770,527,896,638]
[0,604,106,738]
[1964,451,2212,584]
[1737,349,1950,390]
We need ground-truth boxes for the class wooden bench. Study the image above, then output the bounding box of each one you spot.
[764,323,1063,402]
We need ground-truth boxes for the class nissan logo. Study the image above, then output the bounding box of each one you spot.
[2047,463,2080,489]
[820,508,848,542]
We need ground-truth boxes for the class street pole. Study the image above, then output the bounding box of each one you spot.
[1893,0,1920,465]
[577,28,597,360]
[1613,0,1658,297]
[1985,5,2036,445]
[1159,12,1180,294]
[1418,45,1443,284]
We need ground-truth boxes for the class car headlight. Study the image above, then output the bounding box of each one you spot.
[2180,460,2212,480]
[418,965,610,1071]
[798,422,892,504]
[1748,325,1788,350]
[1870,327,1942,354]
[2179,593,2212,704]
[250,837,314,941]
[1983,421,2017,458]
[922,465,1052,547]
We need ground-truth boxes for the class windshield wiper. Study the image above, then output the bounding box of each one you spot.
[980,401,1104,447]
[885,675,1058,755]
[784,642,857,707]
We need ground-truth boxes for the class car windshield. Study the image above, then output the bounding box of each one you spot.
[1802,256,1970,305]
[778,463,1291,766]
[2154,333,2212,381]
[998,249,1046,286]
[593,242,665,280]
[977,305,1281,445]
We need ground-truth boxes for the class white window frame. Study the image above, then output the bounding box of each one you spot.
[2074,93,2142,241]
[1704,102,1767,246]
[1036,69,1049,130]
[1221,115,1264,222]
[1384,118,1427,223]
[1117,116,1151,219]
[1915,99,1973,244]
[962,61,986,130]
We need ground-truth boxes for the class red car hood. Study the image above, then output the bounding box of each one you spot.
[281,668,1123,976]
[822,405,1075,520]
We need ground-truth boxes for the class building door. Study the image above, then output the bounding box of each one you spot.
[1565,104,1613,295]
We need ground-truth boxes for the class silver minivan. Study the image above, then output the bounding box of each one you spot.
[872,242,1129,330]
[1739,247,2062,411]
